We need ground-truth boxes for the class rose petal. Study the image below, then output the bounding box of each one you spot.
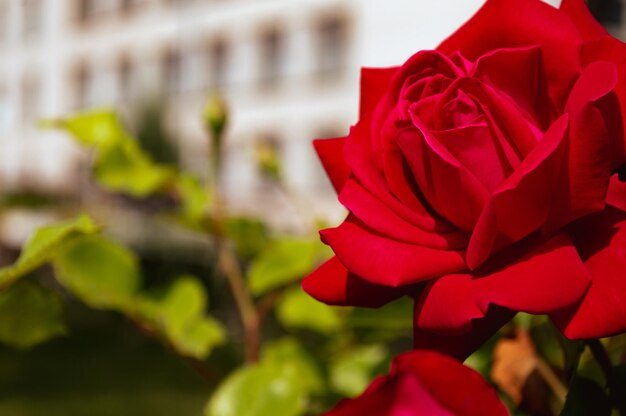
[581,37,626,166]
[393,351,509,416]
[560,0,608,41]
[608,174,626,212]
[473,45,555,128]
[326,373,452,416]
[552,205,626,338]
[467,115,569,269]
[544,61,619,233]
[397,121,490,231]
[327,350,508,416]
[414,306,515,361]
[360,67,398,117]
[346,119,456,232]
[339,177,468,249]
[321,215,466,287]
[437,0,582,107]
[416,233,590,334]
[302,256,409,308]
[313,137,350,194]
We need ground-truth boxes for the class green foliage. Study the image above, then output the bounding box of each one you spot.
[224,217,268,260]
[53,110,175,197]
[93,138,176,197]
[174,174,210,223]
[346,297,413,330]
[61,110,125,149]
[134,100,179,165]
[329,344,388,398]
[560,376,610,416]
[206,338,322,416]
[0,215,98,289]
[276,287,342,335]
[53,236,141,311]
[247,239,329,296]
[138,277,226,359]
[0,282,66,349]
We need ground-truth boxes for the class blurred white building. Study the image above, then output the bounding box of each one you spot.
[6,0,582,223]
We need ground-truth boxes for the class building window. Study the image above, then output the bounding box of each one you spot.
[21,76,40,126]
[0,2,9,45]
[73,62,92,109]
[117,55,134,105]
[315,14,349,80]
[120,0,142,14]
[76,0,115,25]
[259,26,285,89]
[208,37,229,91]
[22,0,43,41]
[0,85,10,134]
[162,47,182,96]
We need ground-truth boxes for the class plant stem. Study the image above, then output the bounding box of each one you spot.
[536,358,567,405]
[207,118,261,363]
[587,340,614,387]
[216,240,260,363]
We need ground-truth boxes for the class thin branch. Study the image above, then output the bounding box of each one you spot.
[587,340,614,387]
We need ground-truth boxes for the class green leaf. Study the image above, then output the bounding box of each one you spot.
[56,109,176,198]
[207,364,303,416]
[346,297,413,330]
[330,345,388,397]
[0,282,66,349]
[248,239,329,296]
[53,236,141,310]
[206,338,322,416]
[175,174,209,222]
[138,276,226,359]
[60,109,126,149]
[276,287,342,334]
[0,215,99,289]
[560,376,610,416]
[224,217,269,260]
[93,139,176,197]
[610,364,626,414]
[262,338,324,394]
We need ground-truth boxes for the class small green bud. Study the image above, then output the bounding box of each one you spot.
[203,93,229,142]
[254,140,282,182]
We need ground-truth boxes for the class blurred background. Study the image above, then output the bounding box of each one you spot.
[0,0,621,414]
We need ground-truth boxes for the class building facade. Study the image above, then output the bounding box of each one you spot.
[2,0,543,223]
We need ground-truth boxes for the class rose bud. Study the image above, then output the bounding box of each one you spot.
[325,350,508,416]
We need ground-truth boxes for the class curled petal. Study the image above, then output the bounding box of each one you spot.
[321,215,466,287]
[414,306,515,362]
[314,137,350,194]
[327,350,508,416]
[397,122,490,232]
[302,256,409,308]
[560,0,608,41]
[437,0,582,107]
[553,206,626,338]
[467,115,569,269]
[416,233,590,334]
[339,177,468,249]
[544,61,619,233]
[360,67,398,117]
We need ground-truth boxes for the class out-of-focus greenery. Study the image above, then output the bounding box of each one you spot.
[0,107,413,416]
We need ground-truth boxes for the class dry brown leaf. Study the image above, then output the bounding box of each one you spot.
[491,329,539,405]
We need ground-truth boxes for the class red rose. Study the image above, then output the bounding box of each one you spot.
[303,0,626,359]
[325,350,508,416]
